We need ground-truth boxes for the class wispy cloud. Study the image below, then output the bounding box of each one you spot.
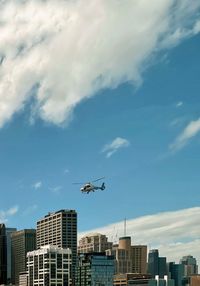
[176,101,183,107]
[22,204,38,216]
[49,186,62,194]
[33,181,42,190]
[0,206,19,223]
[64,169,69,174]
[79,207,200,265]
[169,118,200,151]
[0,0,199,127]
[102,137,130,158]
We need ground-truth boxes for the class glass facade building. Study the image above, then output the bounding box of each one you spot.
[76,252,114,286]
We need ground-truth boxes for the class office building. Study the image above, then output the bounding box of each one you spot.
[180,255,198,276]
[114,273,152,286]
[6,227,17,284]
[78,233,113,253]
[11,229,36,285]
[148,249,167,278]
[27,245,72,286]
[76,252,114,286]
[36,209,77,284]
[168,262,184,286]
[0,224,7,285]
[106,236,147,274]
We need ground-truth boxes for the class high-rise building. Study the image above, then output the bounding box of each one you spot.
[180,255,198,276]
[168,262,184,286]
[78,233,113,253]
[148,249,167,278]
[27,245,72,286]
[6,227,17,284]
[0,223,7,285]
[36,209,77,284]
[76,252,114,286]
[106,236,147,274]
[11,229,36,285]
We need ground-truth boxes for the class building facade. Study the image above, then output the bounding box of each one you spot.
[0,223,7,285]
[78,233,113,253]
[6,227,17,284]
[36,209,77,284]
[114,273,152,286]
[27,245,72,286]
[182,275,200,286]
[180,255,198,277]
[11,229,36,285]
[76,252,114,286]
[106,236,147,274]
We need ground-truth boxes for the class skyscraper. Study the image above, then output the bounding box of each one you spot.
[27,245,72,286]
[76,252,114,286]
[11,229,36,285]
[6,227,17,284]
[78,233,113,253]
[168,262,184,286]
[148,249,167,278]
[36,209,77,284]
[0,223,7,285]
[180,255,198,276]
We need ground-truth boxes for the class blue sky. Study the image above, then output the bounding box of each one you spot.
[0,0,200,264]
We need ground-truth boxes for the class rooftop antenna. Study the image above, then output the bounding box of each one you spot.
[124,217,126,237]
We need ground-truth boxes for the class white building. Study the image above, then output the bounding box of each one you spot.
[27,245,71,286]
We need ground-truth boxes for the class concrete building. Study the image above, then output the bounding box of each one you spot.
[148,249,167,278]
[36,209,77,284]
[11,229,36,286]
[78,233,113,253]
[114,273,152,286]
[180,255,198,276]
[0,224,7,285]
[19,272,27,286]
[6,228,17,284]
[106,236,147,274]
[182,275,200,286]
[27,245,71,286]
[76,252,114,286]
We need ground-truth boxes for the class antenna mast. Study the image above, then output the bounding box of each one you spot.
[124,217,126,237]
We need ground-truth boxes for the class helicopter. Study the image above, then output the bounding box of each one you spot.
[73,177,106,194]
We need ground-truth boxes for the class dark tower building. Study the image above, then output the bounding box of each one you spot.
[148,249,159,277]
[11,229,36,285]
[0,223,7,285]
[148,249,167,278]
[6,227,17,284]
[36,209,77,285]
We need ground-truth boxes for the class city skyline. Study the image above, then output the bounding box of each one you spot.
[0,0,200,279]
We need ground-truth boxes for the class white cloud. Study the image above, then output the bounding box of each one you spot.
[33,181,42,190]
[0,205,19,223]
[79,207,200,265]
[0,0,200,127]
[170,118,200,151]
[102,137,130,158]
[176,101,183,107]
